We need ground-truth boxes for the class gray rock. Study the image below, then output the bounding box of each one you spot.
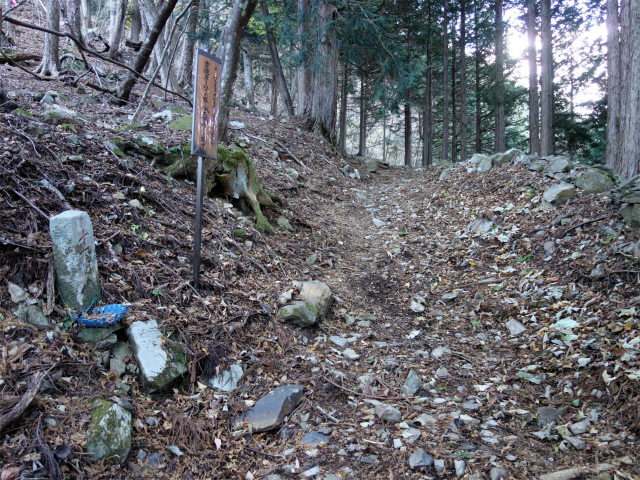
[455,459,466,477]
[78,324,123,343]
[414,413,438,426]
[131,135,164,156]
[490,467,509,480]
[402,369,422,396]
[505,319,526,336]
[360,454,378,463]
[467,216,494,232]
[363,158,378,173]
[529,160,549,172]
[468,153,488,165]
[439,168,452,180]
[301,466,320,477]
[544,241,556,256]
[278,301,318,327]
[343,348,360,360]
[277,216,295,232]
[441,292,458,302]
[151,109,172,123]
[570,419,591,435]
[434,459,445,473]
[477,156,493,173]
[537,406,562,426]
[492,149,521,167]
[236,385,304,432]
[374,403,402,423]
[409,449,433,469]
[306,253,318,265]
[462,402,480,411]
[548,156,572,174]
[96,334,118,350]
[19,304,51,329]
[206,364,243,392]
[42,105,76,125]
[110,342,131,378]
[40,92,56,104]
[575,169,617,194]
[293,280,333,318]
[436,367,449,378]
[619,204,640,228]
[301,430,331,446]
[85,398,132,464]
[431,346,450,359]
[542,183,576,205]
[329,336,349,350]
[50,211,101,311]
[127,320,188,392]
[8,282,28,303]
[372,218,385,227]
[402,427,422,443]
[563,434,587,450]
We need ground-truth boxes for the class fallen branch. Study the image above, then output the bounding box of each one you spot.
[0,52,42,63]
[0,371,45,433]
[539,463,618,480]
[555,215,608,239]
[9,188,50,220]
[321,375,414,401]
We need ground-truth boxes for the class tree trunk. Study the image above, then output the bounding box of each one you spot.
[494,0,506,153]
[270,72,278,115]
[108,0,127,59]
[423,2,433,167]
[527,0,540,155]
[297,0,312,119]
[130,1,141,41]
[338,61,348,155]
[177,0,197,87]
[35,0,60,76]
[606,0,621,172]
[442,0,449,163]
[475,0,482,153]
[115,0,181,104]
[62,0,84,43]
[260,1,294,117]
[405,102,412,166]
[540,0,554,156]
[358,70,366,156]
[309,1,338,139]
[241,43,256,110]
[217,0,259,140]
[451,13,457,162]
[383,112,387,163]
[613,0,640,178]
[4,0,16,39]
[459,0,468,163]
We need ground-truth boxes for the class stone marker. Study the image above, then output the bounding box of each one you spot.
[50,210,101,311]
[236,385,304,432]
[127,319,188,392]
[85,398,132,464]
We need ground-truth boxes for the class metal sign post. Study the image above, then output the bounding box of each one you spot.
[192,49,222,288]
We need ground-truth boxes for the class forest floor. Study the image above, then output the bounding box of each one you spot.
[1,20,640,480]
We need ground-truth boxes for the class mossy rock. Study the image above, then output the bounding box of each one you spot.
[169,115,193,131]
[85,399,132,464]
[234,229,246,240]
[169,106,191,114]
[164,145,277,233]
[12,108,33,117]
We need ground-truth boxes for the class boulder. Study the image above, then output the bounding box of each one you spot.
[16,304,50,329]
[236,385,304,432]
[85,398,132,464]
[574,168,617,194]
[127,320,188,392]
[619,204,640,228]
[547,156,573,174]
[293,280,333,317]
[542,182,576,205]
[477,156,493,173]
[278,301,318,327]
[169,115,192,131]
[468,153,488,165]
[362,158,378,173]
[42,105,76,125]
[492,148,521,167]
[49,211,101,311]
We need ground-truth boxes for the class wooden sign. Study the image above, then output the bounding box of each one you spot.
[192,49,222,160]
[192,49,222,288]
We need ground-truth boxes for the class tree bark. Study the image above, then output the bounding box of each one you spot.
[405,102,412,166]
[176,0,197,87]
[358,69,366,156]
[527,0,540,155]
[108,0,127,60]
[63,0,83,44]
[451,12,457,162]
[35,0,61,76]
[614,0,640,177]
[460,0,468,163]
[606,0,620,172]
[540,0,554,156]
[338,61,348,155]
[260,1,294,117]
[81,0,91,31]
[475,0,482,153]
[241,42,256,110]
[270,72,278,115]
[494,0,506,153]
[4,0,16,39]
[422,2,433,167]
[216,0,259,140]
[297,0,312,119]
[115,0,181,104]
[442,0,449,163]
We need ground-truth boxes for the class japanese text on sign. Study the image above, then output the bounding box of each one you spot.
[192,49,222,160]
